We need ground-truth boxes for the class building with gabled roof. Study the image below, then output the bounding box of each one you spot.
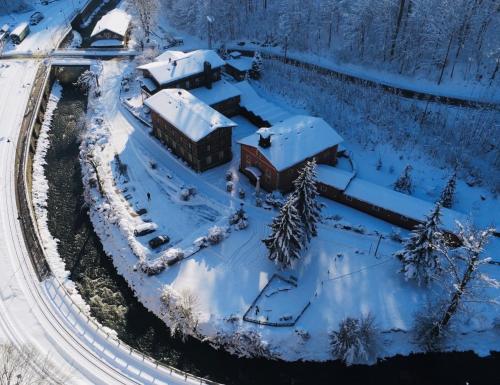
[138,49,226,93]
[145,89,237,172]
[90,9,131,48]
[238,115,343,192]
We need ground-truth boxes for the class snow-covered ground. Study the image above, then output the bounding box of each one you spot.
[227,42,500,105]
[80,58,500,362]
[0,0,87,55]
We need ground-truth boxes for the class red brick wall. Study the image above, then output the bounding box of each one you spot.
[240,144,339,192]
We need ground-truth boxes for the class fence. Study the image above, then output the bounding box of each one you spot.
[14,61,223,385]
[243,274,311,327]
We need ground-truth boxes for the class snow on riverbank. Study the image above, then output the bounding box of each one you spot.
[77,59,499,363]
[31,80,92,314]
[32,81,63,277]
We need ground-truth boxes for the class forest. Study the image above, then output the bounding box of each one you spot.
[161,0,499,87]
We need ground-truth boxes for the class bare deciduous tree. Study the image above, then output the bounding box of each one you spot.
[0,343,70,385]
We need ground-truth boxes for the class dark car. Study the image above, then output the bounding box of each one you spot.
[148,235,170,249]
[30,12,44,26]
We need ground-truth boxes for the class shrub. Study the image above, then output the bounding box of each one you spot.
[207,226,225,244]
[330,313,379,365]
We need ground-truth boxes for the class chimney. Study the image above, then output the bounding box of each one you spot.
[258,133,271,148]
[204,61,212,89]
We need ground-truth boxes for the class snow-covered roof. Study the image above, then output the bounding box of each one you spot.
[90,39,123,47]
[91,9,131,38]
[138,50,226,86]
[11,22,28,36]
[317,165,467,233]
[154,50,188,62]
[238,115,344,171]
[226,56,253,72]
[189,80,241,106]
[316,165,355,191]
[234,81,290,125]
[140,77,157,93]
[144,89,237,142]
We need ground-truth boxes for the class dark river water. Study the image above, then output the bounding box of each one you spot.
[42,82,499,385]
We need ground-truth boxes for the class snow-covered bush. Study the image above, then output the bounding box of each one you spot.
[160,286,200,341]
[207,226,225,245]
[394,165,413,194]
[413,301,449,351]
[208,330,274,359]
[226,181,234,192]
[329,313,379,365]
[179,188,191,201]
[194,236,208,249]
[238,188,246,199]
[229,205,248,230]
[225,170,234,181]
[137,258,166,276]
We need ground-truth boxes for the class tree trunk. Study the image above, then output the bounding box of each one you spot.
[437,33,454,85]
[390,0,406,59]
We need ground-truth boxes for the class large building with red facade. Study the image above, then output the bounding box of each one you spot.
[238,115,343,192]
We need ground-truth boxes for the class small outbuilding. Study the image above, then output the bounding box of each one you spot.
[90,9,131,48]
[145,89,238,172]
[239,115,343,192]
[225,52,254,81]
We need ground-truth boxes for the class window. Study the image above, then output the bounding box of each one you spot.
[219,151,224,160]
[207,144,211,152]
[206,155,212,165]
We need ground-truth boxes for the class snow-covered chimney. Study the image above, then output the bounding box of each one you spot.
[204,61,213,89]
[258,133,271,148]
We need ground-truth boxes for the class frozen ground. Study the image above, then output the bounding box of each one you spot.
[226,42,500,105]
[81,58,500,362]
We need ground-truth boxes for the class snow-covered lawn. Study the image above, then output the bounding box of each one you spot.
[80,59,500,362]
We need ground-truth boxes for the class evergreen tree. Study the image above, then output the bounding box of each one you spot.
[439,172,456,208]
[263,196,304,270]
[292,159,321,243]
[394,164,413,194]
[250,51,264,79]
[398,203,444,286]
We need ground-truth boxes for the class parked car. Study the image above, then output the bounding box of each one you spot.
[30,12,44,26]
[134,222,157,237]
[148,235,170,249]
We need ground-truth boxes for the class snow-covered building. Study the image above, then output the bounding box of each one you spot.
[239,115,343,192]
[316,165,467,234]
[225,51,254,80]
[138,50,226,93]
[145,89,237,172]
[190,79,241,116]
[90,9,131,48]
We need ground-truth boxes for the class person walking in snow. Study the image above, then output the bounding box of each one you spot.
[147,192,151,201]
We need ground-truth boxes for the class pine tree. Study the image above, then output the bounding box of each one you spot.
[398,203,444,286]
[263,196,304,270]
[292,159,321,243]
[250,51,264,79]
[439,172,456,208]
[394,164,413,194]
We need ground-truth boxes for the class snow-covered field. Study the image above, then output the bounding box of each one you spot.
[80,57,500,362]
